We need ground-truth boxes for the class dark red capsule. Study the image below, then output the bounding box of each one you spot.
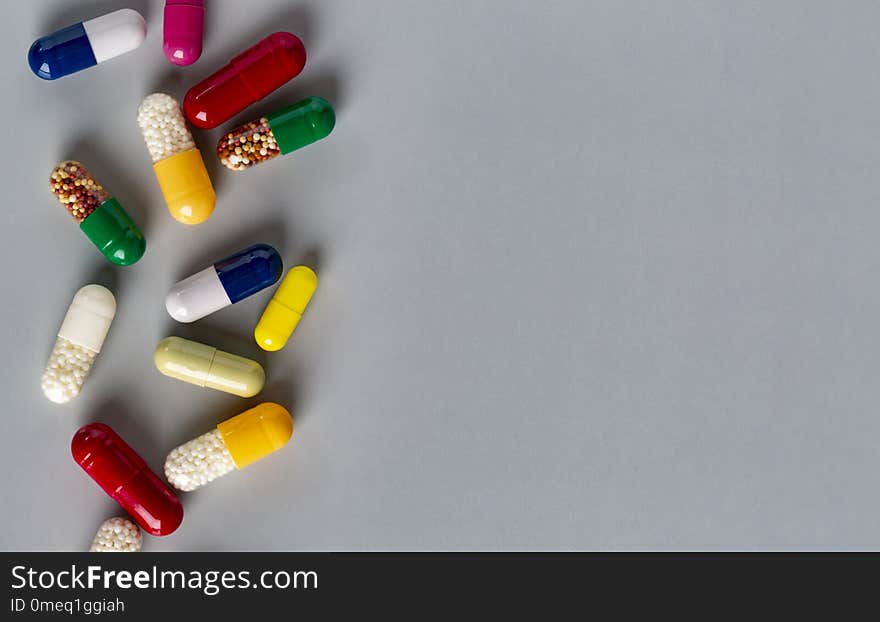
[183,32,306,129]
[72,423,183,536]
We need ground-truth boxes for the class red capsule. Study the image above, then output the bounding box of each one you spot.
[72,423,183,537]
[184,32,306,129]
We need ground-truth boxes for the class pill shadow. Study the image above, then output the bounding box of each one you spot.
[81,397,168,472]
[164,403,224,451]
[200,5,317,73]
[149,68,189,103]
[171,217,290,279]
[287,69,347,115]
[296,244,324,274]
[259,379,299,423]
[39,0,152,33]
[83,262,119,297]
[191,123,226,198]
[61,138,152,239]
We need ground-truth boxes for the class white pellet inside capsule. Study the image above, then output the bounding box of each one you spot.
[137,93,196,163]
[164,429,236,492]
[41,337,97,404]
[90,517,142,552]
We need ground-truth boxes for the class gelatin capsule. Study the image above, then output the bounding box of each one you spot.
[163,0,204,66]
[154,336,265,397]
[166,243,282,323]
[41,285,115,404]
[218,97,335,171]
[184,32,306,129]
[50,161,145,266]
[73,423,183,537]
[164,403,292,492]
[29,8,146,80]
[90,517,142,552]
[137,93,216,225]
[254,266,318,351]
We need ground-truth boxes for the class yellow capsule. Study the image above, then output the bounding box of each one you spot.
[153,336,265,397]
[217,403,293,469]
[254,266,317,351]
[153,149,216,225]
[164,403,293,491]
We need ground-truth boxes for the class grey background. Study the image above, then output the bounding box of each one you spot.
[1,0,877,551]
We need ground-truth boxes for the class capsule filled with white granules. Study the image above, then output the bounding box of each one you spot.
[164,403,292,492]
[41,285,115,404]
[137,93,215,225]
[90,517,142,552]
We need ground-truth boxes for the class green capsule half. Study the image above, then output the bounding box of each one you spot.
[217,96,336,171]
[50,161,146,266]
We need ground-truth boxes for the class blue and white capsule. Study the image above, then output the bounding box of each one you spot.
[166,244,283,323]
[28,9,146,80]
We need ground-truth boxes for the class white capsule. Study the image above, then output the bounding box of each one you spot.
[41,285,116,404]
[90,517,142,552]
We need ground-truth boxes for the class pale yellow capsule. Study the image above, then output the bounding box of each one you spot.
[154,336,264,397]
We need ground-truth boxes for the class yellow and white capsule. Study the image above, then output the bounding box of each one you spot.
[137,93,215,224]
[254,266,317,351]
[41,285,116,404]
[164,403,292,492]
[90,517,142,552]
[154,336,265,397]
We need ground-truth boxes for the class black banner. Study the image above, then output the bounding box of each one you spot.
[1,552,873,617]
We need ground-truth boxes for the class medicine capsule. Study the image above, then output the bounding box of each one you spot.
[254,266,318,351]
[164,403,293,492]
[218,97,335,171]
[184,32,306,129]
[50,161,145,266]
[73,423,184,537]
[90,517,142,552]
[163,0,204,66]
[137,93,216,225]
[154,336,265,397]
[166,243,282,323]
[41,285,115,404]
[28,9,146,80]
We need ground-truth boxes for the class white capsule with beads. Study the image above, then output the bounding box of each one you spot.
[164,403,293,492]
[41,285,115,404]
[90,517,142,552]
[137,93,215,225]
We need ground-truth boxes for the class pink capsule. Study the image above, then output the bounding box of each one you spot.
[163,0,204,66]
